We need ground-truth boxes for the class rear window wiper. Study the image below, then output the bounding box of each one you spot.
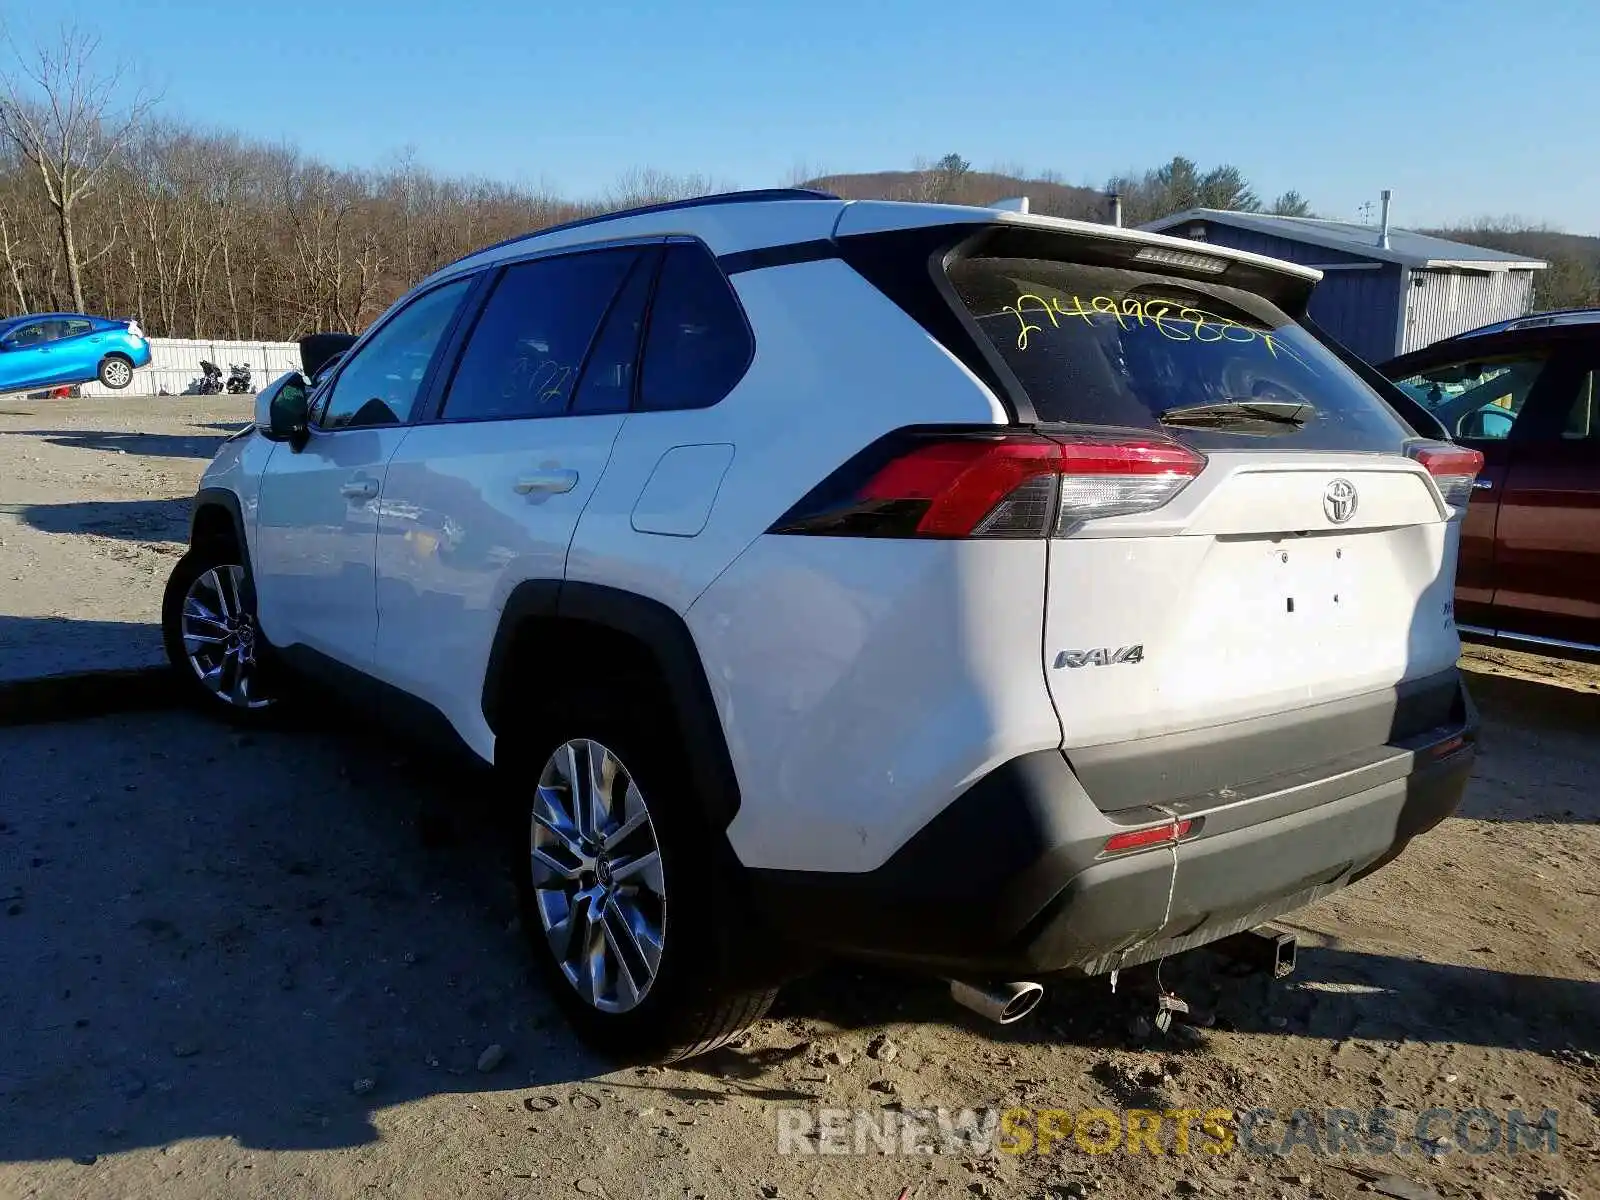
[1159,399,1312,428]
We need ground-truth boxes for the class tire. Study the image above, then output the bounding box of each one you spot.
[506,699,778,1063]
[97,354,134,389]
[161,544,282,723]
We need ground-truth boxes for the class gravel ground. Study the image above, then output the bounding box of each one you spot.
[0,654,1596,1200]
[0,394,250,682]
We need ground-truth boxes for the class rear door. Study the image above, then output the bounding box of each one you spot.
[1489,350,1600,648]
[1388,339,1557,629]
[948,242,1468,808]
[373,244,652,750]
[46,317,95,384]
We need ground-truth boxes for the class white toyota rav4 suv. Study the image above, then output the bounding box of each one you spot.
[164,189,1481,1061]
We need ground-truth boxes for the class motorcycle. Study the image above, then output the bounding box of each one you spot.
[226,362,253,394]
[196,360,224,395]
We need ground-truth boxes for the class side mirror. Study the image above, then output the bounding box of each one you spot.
[254,371,312,450]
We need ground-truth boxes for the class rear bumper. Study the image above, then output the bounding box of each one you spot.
[749,679,1477,976]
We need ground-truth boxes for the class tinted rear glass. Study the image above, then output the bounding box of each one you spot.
[948,257,1410,450]
[638,244,752,412]
[442,248,637,422]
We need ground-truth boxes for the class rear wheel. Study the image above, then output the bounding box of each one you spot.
[508,706,777,1062]
[161,545,280,722]
[97,354,134,389]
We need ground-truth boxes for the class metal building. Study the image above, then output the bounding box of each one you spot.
[1141,203,1547,363]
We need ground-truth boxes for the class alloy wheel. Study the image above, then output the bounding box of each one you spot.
[102,358,132,387]
[180,565,272,709]
[530,739,666,1013]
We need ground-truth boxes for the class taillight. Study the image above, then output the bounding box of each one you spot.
[770,428,1205,538]
[1407,441,1485,512]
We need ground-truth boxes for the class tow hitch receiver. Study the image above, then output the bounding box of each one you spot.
[1213,924,1298,978]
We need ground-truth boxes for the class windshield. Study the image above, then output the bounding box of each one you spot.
[948,256,1413,451]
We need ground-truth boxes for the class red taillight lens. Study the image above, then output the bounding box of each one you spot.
[1102,819,1194,855]
[772,430,1205,539]
[1407,441,1485,512]
[858,436,1063,537]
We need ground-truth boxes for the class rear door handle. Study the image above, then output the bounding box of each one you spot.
[514,469,579,495]
[340,477,379,500]
[1472,479,1494,491]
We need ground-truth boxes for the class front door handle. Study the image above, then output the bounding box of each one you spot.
[1472,478,1494,491]
[340,477,379,500]
[514,469,579,495]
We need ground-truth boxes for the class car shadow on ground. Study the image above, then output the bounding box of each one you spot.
[0,428,230,457]
[0,710,614,1164]
[0,617,171,701]
[4,497,191,542]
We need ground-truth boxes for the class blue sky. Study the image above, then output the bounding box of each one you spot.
[8,0,1598,231]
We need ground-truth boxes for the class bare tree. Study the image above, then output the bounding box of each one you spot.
[0,27,154,311]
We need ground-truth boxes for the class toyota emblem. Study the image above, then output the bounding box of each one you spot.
[1323,478,1358,524]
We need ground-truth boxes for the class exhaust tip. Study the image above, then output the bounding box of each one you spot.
[948,979,1045,1025]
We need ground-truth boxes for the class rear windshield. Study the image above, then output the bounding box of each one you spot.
[948,257,1412,450]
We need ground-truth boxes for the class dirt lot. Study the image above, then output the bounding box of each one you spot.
[0,654,1595,1200]
[0,394,250,681]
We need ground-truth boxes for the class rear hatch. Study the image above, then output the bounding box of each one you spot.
[946,230,1472,810]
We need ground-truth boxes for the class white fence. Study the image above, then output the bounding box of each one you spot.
[79,337,303,397]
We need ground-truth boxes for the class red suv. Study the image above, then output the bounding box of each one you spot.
[1381,311,1600,657]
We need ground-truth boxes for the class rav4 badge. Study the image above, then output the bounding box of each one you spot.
[1054,645,1145,669]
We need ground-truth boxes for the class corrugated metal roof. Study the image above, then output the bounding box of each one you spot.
[1142,209,1547,271]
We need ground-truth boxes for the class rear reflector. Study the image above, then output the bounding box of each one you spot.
[1407,441,1484,512]
[1102,819,1194,855]
[771,429,1205,539]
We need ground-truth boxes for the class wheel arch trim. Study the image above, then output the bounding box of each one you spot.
[190,487,256,603]
[482,580,742,829]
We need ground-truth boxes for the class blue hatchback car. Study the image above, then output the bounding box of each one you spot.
[0,312,152,395]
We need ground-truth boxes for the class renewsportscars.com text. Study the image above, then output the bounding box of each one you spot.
[774,1106,1561,1158]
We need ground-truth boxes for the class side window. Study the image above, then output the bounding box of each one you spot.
[7,321,49,347]
[315,278,472,430]
[571,250,658,416]
[637,243,752,412]
[441,249,637,422]
[60,319,91,338]
[1393,355,1546,441]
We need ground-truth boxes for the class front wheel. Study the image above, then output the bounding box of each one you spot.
[161,547,280,721]
[509,716,777,1062]
[97,355,134,389]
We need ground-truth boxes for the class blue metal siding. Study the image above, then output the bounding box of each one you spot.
[1307,266,1403,363]
[1174,222,1403,362]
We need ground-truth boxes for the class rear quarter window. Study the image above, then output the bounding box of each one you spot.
[637,243,752,412]
[948,257,1411,451]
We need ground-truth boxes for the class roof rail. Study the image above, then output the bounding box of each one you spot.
[1449,307,1600,340]
[442,187,840,270]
